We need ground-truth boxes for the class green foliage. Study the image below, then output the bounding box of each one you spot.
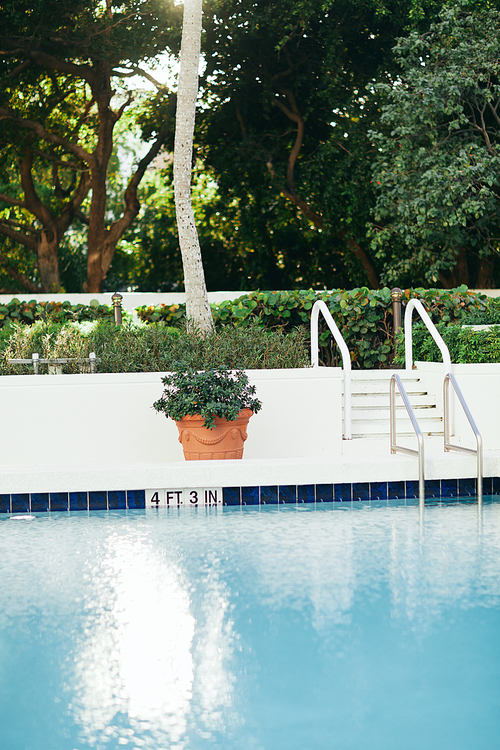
[0,298,113,328]
[0,0,181,292]
[153,369,262,429]
[137,286,488,369]
[370,2,500,288]
[0,319,309,375]
[198,0,443,291]
[460,297,500,324]
[400,284,489,322]
[394,321,500,364]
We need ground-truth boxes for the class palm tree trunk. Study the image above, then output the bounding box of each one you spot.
[174,0,213,333]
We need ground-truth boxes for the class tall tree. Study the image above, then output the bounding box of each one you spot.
[174,0,213,331]
[370,1,500,288]
[0,0,179,292]
[199,0,442,290]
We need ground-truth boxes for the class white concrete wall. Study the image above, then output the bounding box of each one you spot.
[0,291,248,318]
[0,367,342,467]
[416,362,500,450]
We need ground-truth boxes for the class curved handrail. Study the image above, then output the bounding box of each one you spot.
[405,298,451,374]
[390,374,425,506]
[310,300,352,440]
[444,373,483,504]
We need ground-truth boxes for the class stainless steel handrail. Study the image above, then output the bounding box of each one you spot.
[390,374,425,505]
[405,298,451,374]
[444,373,483,502]
[310,300,352,440]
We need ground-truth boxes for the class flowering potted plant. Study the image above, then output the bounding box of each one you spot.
[153,367,262,460]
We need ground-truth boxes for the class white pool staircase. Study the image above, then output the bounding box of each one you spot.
[310,299,483,504]
[346,370,443,438]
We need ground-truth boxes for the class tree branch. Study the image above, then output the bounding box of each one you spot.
[113,66,168,91]
[33,147,80,171]
[0,107,94,165]
[19,150,55,227]
[0,252,41,292]
[0,222,36,251]
[339,232,381,289]
[74,208,90,226]
[235,106,247,138]
[103,132,166,269]
[273,88,303,192]
[9,59,31,78]
[0,217,38,234]
[0,193,26,208]
[0,40,96,84]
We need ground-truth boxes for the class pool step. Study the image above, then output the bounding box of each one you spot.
[344,371,443,438]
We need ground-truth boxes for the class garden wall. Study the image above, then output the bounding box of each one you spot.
[415,362,500,450]
[0,367,342,467]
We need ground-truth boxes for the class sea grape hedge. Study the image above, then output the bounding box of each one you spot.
[0,298,114,327]
[0,287,495,370]
[136,286,491,369]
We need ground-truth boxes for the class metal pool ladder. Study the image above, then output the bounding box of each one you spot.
[390,374,425,505]
[444,373,483,502]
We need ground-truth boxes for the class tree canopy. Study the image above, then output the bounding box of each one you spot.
[370,1,500,288]
[197,0,443,289]
[3,0,500,293]
[0,0,180,292]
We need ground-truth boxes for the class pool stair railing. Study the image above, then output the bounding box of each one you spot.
[404,298,451,375]
[402,297,483,502]
[390,373,426,504]
[444,373,483,502]
[311,300,352,440]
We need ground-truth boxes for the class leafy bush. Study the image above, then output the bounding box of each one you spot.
[136,286,490,369]
[0,298,114,328]
[0,319,309,375]
[153,369,262,429]
[394,322,500,365]
[459,296,500,325]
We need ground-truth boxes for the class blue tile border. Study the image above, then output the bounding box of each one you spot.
[89,491,106,511]
[388,481,405,499]
[11,494,29,513]
[316,484,333,502]
[260,485,278,504]
[241,486,259,505]
[279,485,296,503]
[334,483,351,502]
[0,478,497,513]
[126,490,145,509]
[352,482,370,502]
[70,492,88,511]
[108,490,126,510]
[370,482,388,501]
[50,492,69,512]
[0,494,10,513]
[222,487,240,506]
[298,484,315,503]
[31,493,49,512]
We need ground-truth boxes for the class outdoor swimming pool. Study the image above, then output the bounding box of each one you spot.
[1,501,499,750]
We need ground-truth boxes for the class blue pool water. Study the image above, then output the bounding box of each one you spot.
[0,501,499,750]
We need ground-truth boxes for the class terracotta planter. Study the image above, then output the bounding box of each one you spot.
[175,408,254,460]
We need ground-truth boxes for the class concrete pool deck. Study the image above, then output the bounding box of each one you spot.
[2,435,496,495]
